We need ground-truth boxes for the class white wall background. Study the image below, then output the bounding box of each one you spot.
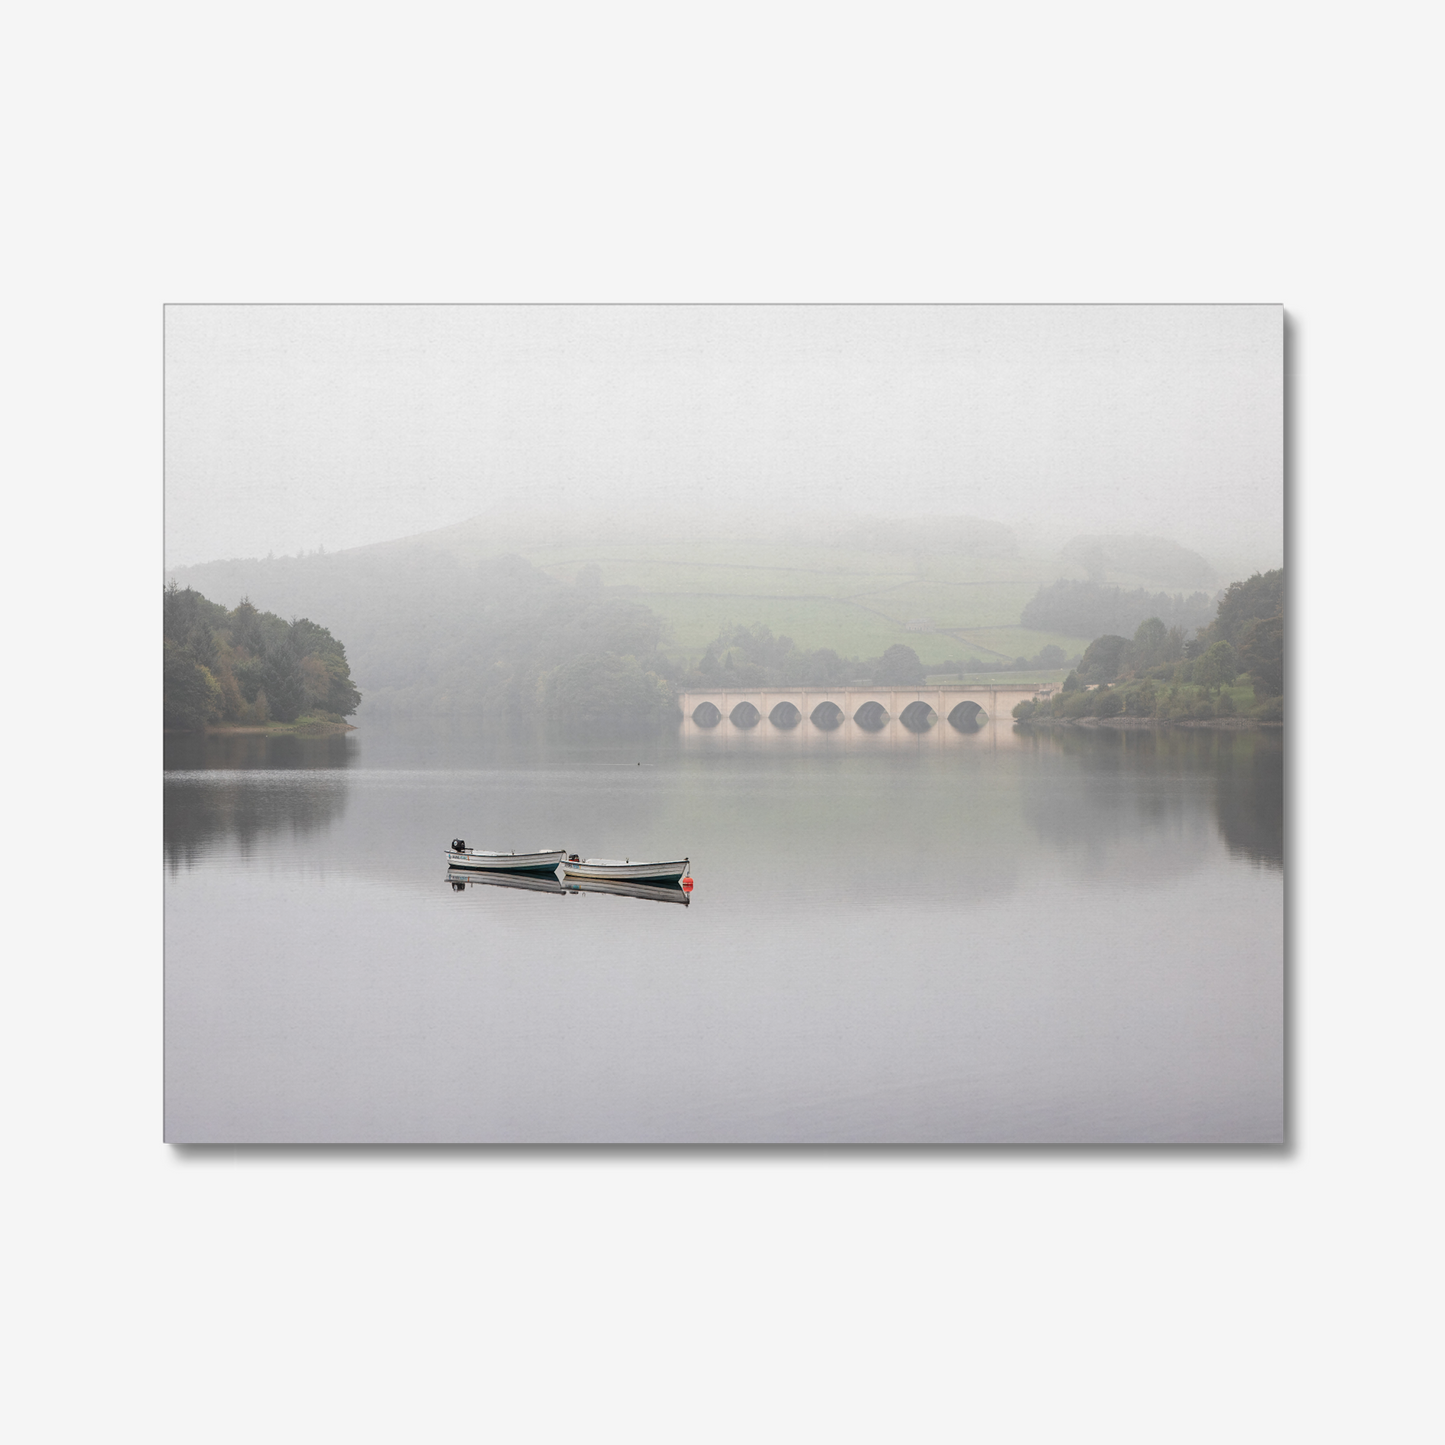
[5,2,1440,1442]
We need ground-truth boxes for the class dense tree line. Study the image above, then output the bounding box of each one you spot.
[685,625,853,687]
[1200,569,1285,696]
[1013,568,1284,724]
[1021,579,1215,640]
[1058,534,1215,588]
[163,584,362,731]
[669,624,1075,692]
[680,625,949,689]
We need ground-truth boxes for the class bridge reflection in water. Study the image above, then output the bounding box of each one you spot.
[678,686,1042,748]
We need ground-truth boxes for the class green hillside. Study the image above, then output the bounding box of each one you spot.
[515,540,1096,666]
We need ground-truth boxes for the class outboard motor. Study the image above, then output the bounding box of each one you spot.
[451,838,467,853]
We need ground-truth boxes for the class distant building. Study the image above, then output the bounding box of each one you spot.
[905,617,933,632]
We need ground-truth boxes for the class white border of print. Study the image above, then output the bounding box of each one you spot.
[6,5,1439,1441]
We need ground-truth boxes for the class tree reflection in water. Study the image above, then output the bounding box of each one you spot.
[164,730,354,872]
[1017,724,1283,873]
[164,730,355,771]
[1209,730,1284,869]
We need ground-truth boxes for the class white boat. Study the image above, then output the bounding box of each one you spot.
[446,839,566,874]
[561,854,690,884]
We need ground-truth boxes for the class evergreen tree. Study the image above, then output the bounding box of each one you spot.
[1239,615,1284,696]
[1210,569,1285,646]
[1078,634,1130,683]
[874,643,926,685]
[1193,640,1238,691]
[163,643,223,730]
[259,651,306,722]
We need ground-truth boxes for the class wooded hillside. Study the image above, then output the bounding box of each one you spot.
[163,584,362,731]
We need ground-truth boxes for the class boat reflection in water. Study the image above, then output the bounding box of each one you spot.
[446,869,565,896]
[562,876,691,906]
[445,869,691,906]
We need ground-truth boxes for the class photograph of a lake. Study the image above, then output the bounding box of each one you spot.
[164,716,1283,1144]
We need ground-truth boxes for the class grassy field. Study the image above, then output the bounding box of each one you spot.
[518,540,1098,665]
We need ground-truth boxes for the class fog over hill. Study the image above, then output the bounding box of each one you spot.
[165,305,1283,573]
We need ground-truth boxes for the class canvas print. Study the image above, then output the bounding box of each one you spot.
[164,304,1284,1144]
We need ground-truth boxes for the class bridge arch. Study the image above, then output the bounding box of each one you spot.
[948,700,986,732]
[810,701,844,730]
[730,700,761,727]
[899,700,937,733]
[854,700,889,731]
[769,701,802,729]
[691,701,722,727]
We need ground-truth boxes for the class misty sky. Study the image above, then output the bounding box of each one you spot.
[164,304,1281,569]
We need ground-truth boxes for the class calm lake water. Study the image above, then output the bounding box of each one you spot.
[164,717,1284,1144]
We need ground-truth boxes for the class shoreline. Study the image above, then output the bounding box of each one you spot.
[166,720,357,737]
[211,720,356,736]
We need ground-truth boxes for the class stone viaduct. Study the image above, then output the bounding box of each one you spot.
[677,685,1046,745]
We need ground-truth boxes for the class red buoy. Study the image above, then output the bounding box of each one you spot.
[681,876,694,892]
